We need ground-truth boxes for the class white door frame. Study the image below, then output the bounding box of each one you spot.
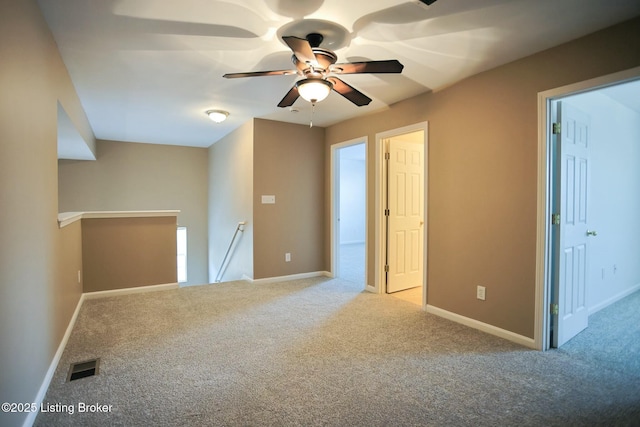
[330,137,368,285]
[375,122,429,306]
[534,66,640,350]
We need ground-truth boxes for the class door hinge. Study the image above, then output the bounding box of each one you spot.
[550,303,559,315]
[384,265,389,273]
[552,123,561,134]
[384,208,390,216]
[551,213,560,225]
[384,152,390,160]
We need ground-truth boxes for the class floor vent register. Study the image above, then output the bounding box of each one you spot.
[67,358,100,382]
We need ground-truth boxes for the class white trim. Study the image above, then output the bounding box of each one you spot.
[24,281,181,426]
[589,284,640,316]
[58,210,180,228]
[23,294,84,427]
[426,305,536,349]
[374,122,429,307]
[338,240,366,246]
[374,136,383,295]
[83,282,178,300]
[535,66,640,351]
[534,90,553,351]
[330,137,368,288]
[247,271,331,284]
[56,212,84,228]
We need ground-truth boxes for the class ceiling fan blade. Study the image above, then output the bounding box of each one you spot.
[332,60,404,75]
[277,85,300,108]
[282,36,318,67]
[328,77,372,106]
[223,69,297,79]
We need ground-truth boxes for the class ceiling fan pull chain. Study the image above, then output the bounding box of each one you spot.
[310,101,315,127]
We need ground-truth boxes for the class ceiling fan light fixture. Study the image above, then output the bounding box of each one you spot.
[296,78,333,103]
[206,110,229,123]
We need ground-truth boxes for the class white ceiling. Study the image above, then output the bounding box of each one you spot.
[600,80,640,115]
[39,0,640,151]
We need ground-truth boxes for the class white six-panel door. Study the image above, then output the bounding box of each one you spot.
[553,102,591,347]
[386,137,424,293]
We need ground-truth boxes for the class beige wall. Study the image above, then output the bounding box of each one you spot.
[253,119,325,279]
[81,217,177,292]
[56,220,84,323]
[208,118,325,281]
[0,1,94,425]
[325,16,640,338]
[59,140,209,286]
[208,120,254,281]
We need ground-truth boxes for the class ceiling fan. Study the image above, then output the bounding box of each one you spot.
[223,32,404,107]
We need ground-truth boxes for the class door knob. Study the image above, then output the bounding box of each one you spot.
[586,230,597,237]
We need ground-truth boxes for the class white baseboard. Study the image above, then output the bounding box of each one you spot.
[24,282,179,426]
[248,271,331,284]
[83,282,178,300]
[426,305,536,349]
[339,240,365,246]
[23,293,84,427]
[589,283,640,316]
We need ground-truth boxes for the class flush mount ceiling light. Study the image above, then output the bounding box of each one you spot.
[296,78,333,103]
[206,110,229,123]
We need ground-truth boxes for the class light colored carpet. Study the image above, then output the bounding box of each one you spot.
[36,277,640,426]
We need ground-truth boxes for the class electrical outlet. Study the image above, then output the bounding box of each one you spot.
[285,253,291,262]
[477,285,486,301]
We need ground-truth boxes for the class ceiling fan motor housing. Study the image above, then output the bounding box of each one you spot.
[292,48,337,78]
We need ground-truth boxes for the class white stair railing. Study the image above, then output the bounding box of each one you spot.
[215,221,246,283]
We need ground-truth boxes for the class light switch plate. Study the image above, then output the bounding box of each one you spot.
[261,195,275,204]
